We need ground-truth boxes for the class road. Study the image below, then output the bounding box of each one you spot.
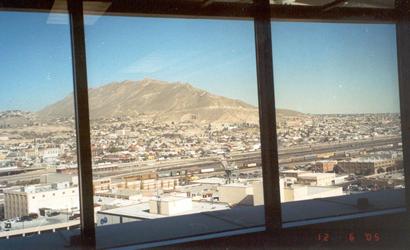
[98,136,402,179]
[0,214,80,239]
[1,136,402,181]
[132,136,401,171]
[0,168,54,183]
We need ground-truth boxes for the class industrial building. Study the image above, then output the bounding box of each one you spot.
[314,160,337,172]
[281,170,342,186]
[218,183,254,205]
[297,172,338,186]
[280,177,343,202]
[282,184,344,202]
[4,182,79,219]
[336,158,399,175]
[96,196,230,226]
[149,196,192,215]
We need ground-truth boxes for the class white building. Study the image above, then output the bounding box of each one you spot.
[280,176,343,202]
[251,179,286,204]
[96,199,230,226]
[42,148,60,158]
[0,136,9,141]
[41,148,60,163]
[296,172,337,186]
[252,181,264,206]
[149,196,192,215]
[218,183,254,206]
[4,182,79,219]
[40,173,78,186]
[282,184,343,202]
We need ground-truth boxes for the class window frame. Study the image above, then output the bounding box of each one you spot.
[0,0,409,248]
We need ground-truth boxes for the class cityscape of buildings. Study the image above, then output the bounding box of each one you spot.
[0,6,404,248]
[0,107,404,238]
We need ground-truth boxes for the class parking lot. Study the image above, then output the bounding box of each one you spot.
[0,213,77,232]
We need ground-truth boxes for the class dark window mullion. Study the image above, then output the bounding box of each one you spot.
[68,0,96,246]
[254,0,282,232]
[396,0,410,213]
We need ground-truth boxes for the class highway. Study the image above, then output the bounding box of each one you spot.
[96,135,402,179]
[1,136,402,182]
[0,168,54,183]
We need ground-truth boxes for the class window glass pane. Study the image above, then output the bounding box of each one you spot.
[0,8,81,238]
[83,16,263,247]
[271,22,404,223]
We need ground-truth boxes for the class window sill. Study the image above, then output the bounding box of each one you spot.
[0,189,405,249]
[282,188,406,225]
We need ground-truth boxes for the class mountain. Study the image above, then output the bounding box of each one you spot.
[276,109,305,118]
[37,79,303,124]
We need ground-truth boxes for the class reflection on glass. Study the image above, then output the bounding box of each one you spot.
[272,22,404,221]
[83,16,263,245]
[0,9,80,238]
[270,0,395,9]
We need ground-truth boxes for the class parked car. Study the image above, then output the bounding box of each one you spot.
[20,215,32,222]
[4,221,11,231]
[29,213,38,219]
[48,211,60,217]
[69,213,81,220]
[6,218,16,224]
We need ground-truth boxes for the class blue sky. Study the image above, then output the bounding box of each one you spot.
[0,12,73,112]
[272,22,400,114]
[0,11,400,114]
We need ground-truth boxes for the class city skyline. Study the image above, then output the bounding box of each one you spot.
[0,12,401,114]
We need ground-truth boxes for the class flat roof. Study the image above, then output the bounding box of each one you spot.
[281,170,308,174]
[94,196,140,207]
[305,186,342,196]
[98,200,230,220]
[192,177,226,185]
[220,183,252,188]
[298,172,335,179]
[150,196,190,202]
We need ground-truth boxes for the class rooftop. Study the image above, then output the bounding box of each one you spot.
[94,196,139,207]
[220,183,253,188]
[4,182,76,194]
[98,200,230,220]
[305,186,342,196]
[344,157,395,163]
[0,189,405,249]
[192,177,226,185]
[298,172,336,179]
[150,196,190,202]
[281,170,308,174]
